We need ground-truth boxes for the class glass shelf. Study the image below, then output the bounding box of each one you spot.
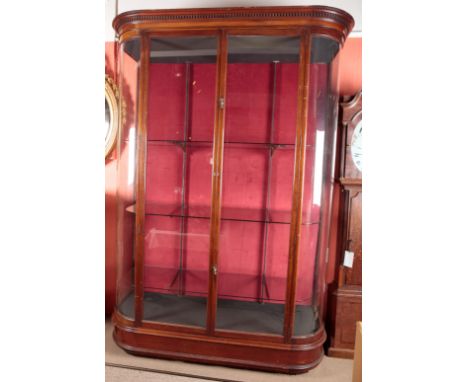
[125,203,320,225]
[146,139,309,149]
[143,265,290,303]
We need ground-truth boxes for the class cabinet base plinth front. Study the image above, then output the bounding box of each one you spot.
[113,322,326,374]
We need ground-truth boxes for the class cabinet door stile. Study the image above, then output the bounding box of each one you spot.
[283,30,311,342]
[206,30,228,334]
[134,33,150,325]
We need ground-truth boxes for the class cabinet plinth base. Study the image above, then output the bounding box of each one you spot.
[113,319,326,374]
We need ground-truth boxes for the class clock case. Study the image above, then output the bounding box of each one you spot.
[341,92,362,182]
[112,6,354,374]
[326,91,362,358]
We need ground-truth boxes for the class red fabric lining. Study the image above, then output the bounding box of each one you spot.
[144,62,327,304]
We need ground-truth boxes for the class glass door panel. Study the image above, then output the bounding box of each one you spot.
[216,35,300,335]
[142,36,217,327]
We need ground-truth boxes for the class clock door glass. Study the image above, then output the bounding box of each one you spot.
[351,120,362,171]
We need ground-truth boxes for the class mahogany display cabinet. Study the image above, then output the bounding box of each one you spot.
[112,6,354,374]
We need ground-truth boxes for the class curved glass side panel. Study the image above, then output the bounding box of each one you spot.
[293,36,341,336]
[116,38,141,318]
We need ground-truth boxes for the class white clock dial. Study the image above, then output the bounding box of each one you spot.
[350,120,362,172]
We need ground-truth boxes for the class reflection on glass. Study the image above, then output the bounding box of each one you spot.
[313,130,325,205]
[127,127,136,186]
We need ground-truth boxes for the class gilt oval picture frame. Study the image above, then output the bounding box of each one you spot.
[105,75,119,158]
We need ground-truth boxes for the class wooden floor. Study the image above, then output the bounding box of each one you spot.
[105,320,354,382]
[106,366,211,382]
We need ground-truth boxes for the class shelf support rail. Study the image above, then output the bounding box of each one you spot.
[176,62,192,296]
[259,60,279,304]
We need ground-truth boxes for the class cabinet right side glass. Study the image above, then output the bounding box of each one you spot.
[293,35,341,337]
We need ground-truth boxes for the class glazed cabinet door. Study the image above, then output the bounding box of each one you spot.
[212,34,302,336]
[142,35,220,328]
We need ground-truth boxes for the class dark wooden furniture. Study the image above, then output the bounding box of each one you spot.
[326,92,362,358]
[112,6,354,374]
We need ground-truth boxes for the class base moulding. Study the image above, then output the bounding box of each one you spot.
[113,320,326,374]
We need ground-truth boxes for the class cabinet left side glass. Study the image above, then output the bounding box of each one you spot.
[116,38,140,319]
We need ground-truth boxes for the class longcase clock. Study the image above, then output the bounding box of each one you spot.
[327,91,362,358]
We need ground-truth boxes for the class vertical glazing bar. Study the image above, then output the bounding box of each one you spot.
[178,62,191,295]
[283,30,311,342]
[134,33,149,326]
[259,60,278,303]
[206,31,227,334]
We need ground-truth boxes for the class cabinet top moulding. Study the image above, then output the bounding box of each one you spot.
[112,6,354,45]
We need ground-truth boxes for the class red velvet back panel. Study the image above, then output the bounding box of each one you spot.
[147,64,216,142]
[274,64,299,145]
[221,145,269,221]
[190,64,217,141]
[225,64,271,143]
[147,63,186,141]
[145,63,216,295]
[143,62,328,305]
